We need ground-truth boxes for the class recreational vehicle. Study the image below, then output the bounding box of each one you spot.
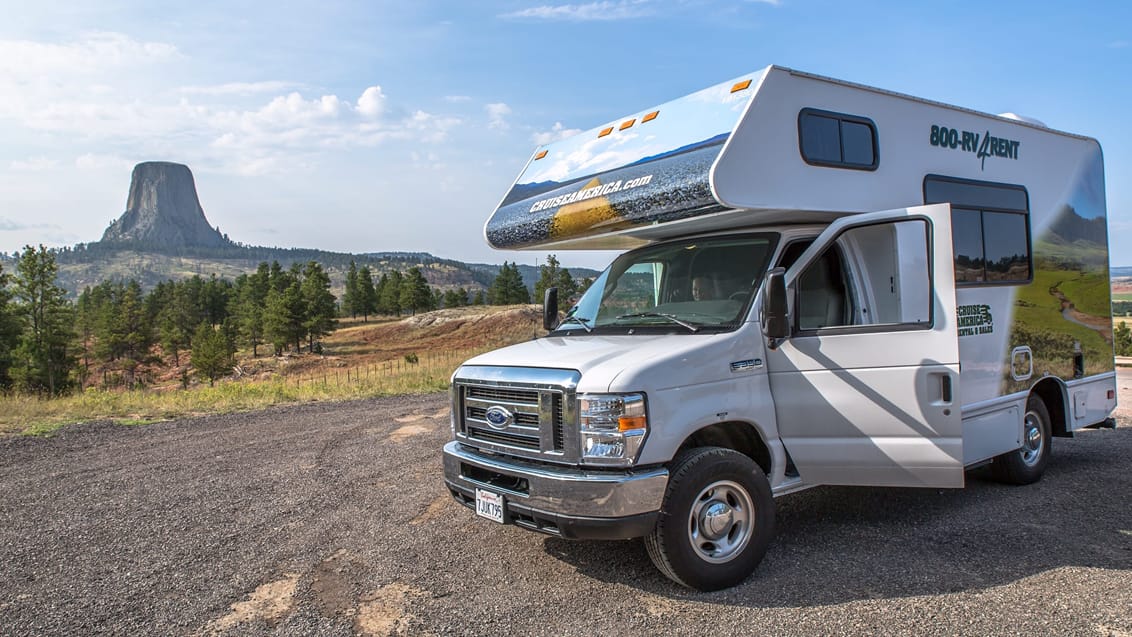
[442,65,1118,591]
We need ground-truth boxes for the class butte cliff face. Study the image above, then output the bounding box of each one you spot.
[100,162,229,248]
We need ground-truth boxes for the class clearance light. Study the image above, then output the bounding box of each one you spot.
[731,79,752,93]
[642,110,659,123]
[598,126,614,138]
[619,118,636,131]
[534,150,548,160]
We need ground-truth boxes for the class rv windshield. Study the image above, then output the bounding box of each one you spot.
[555,233,778,334]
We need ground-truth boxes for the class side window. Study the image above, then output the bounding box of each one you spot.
[798,108,879,170]
[924,175,1031,285]
[796,247,851,330]
[796,219,931,331]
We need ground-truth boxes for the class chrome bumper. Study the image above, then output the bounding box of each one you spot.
[442,441,668,538]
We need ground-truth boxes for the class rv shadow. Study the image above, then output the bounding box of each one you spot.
[541,427,1132,606]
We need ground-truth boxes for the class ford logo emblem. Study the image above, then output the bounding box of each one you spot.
[484,406,514,430]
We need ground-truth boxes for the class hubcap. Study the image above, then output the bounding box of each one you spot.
[687,480,755,564]
[1020,410,1044,467]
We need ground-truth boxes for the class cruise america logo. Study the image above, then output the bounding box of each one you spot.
[930,125,1020,170]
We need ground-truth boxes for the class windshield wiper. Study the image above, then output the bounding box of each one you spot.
[615,312,700,333]
[556,315,593,333]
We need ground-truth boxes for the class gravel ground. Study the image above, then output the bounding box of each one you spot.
[1,371,1130,637]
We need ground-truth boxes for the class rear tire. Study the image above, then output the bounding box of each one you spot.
[991,394,1051,485]
[645,447,774,591]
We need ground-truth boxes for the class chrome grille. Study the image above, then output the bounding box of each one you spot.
[452,366,580,464]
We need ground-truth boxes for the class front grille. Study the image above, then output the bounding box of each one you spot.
[452,366,579,463]
[466,386,539,403]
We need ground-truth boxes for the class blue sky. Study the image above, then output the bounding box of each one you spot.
[0,0,1128,270]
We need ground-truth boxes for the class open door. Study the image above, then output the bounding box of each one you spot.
[765,204,963,488]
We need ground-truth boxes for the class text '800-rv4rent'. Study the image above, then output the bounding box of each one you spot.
[442,65,1117,591]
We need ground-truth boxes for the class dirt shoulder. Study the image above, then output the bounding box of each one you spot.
[1,381,1129,636]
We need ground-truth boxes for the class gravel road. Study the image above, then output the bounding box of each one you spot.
[2,371,1131,636]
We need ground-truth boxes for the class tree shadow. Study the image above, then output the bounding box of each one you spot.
[542,429,1132,606]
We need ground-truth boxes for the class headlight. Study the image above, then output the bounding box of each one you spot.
[579,393,648,466]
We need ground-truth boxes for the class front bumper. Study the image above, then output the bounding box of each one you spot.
[442,440,668,540]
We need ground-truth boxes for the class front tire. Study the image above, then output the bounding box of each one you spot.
[645,447,775,591]
[991,394,1052,485]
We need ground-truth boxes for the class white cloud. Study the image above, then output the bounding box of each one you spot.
[0,217,55,231]
[0,34,464,178]
[178,81,300,96]
[501,0,652,21]
[9,157,59,171]
[444,95,472,103]
[532,122,582,145]
[0,31,178,77]
[357,86,387,117]
[486,102,512,129]
[75,153,133,171]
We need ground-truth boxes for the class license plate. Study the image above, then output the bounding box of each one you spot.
[475,488,504,524]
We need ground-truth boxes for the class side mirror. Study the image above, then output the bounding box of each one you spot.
[543,287,559,331]
[761,268,789,340]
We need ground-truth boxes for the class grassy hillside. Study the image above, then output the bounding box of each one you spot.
[1,304,544,435]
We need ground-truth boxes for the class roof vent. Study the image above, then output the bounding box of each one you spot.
[998,112,1048,128]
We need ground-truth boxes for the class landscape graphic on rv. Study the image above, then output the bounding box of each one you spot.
[485,71,763,249]
[1005,146,1112,394]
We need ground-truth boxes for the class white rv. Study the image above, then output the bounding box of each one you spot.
[442,65,1118,591]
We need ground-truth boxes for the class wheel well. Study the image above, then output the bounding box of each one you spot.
[676,422,772,474]
[1031,378,1069,437]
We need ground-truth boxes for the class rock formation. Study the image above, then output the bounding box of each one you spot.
[100,162,229,248]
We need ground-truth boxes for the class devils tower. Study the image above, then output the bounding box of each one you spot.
[100,162,229,248]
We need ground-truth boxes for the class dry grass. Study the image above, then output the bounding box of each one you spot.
[2,305,543,436]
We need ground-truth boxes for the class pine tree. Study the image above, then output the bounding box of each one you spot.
[399,267,433,316]
[358,266,378,321]
[0,263,22,388]
[301,261,337,352]
[489,262,530,305]
[533,254,562,303]
[264,282,306,355]
[342,261,360,319]
[1116,320,1132,356]
[380,270,403,315]
[12,245,74,394]
[235,263,270,357]
[191,322,234,386]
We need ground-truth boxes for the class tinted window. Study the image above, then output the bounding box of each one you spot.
[798,109,878,170]
[982,212,1030,281]
[800,114,840,163]
[952,208,985,283]
[924,175,1031,285]
[841,120,875,165]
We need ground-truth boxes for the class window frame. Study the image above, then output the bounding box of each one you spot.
[791,217,936,338]
[797,107,880,171]
[923,174,1033,287]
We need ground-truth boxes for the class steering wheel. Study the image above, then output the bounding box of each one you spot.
[728,291,748,302]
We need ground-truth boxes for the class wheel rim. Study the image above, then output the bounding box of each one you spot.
[1020,409,1045,467]
[687,480,755,564]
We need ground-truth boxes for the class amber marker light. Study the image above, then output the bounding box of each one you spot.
[642,110,659,123]
[598,127,614,138]
[534,150,548,160]
[731,79,752,93]
[619,118,636,130]
[618,416,647,431]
